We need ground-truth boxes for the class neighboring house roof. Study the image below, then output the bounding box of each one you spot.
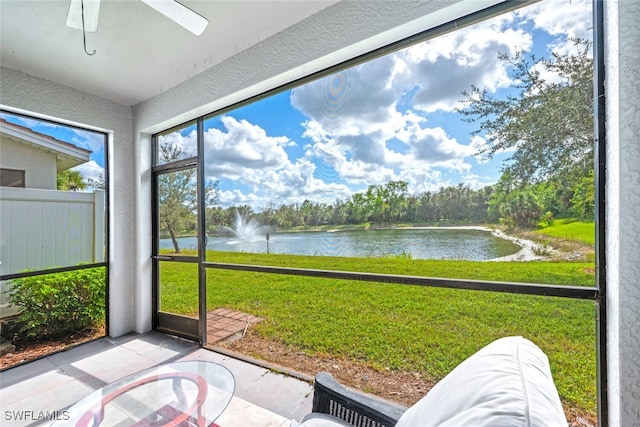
[0,118,91,171]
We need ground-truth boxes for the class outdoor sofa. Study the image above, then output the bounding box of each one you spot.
[296,336,568,427]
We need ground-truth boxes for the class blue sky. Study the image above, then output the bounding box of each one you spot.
[4,0,591,206]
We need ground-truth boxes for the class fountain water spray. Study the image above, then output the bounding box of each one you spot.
[221,212,272,242]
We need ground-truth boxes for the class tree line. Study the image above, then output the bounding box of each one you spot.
[206,168,592,235]
[206,182,495,233]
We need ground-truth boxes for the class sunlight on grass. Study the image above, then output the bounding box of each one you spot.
[535,219,595,246]
[206,251,594,286]
[204,269,596,413]
[159,262,199,317]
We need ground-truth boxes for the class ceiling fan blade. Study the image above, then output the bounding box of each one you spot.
[66,0,101,32]
[140,0,208,35]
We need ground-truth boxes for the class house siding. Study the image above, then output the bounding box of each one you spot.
[0,135,57,189]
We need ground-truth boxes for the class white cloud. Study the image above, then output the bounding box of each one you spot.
[302,127,400,185]
[398,126,474,166]
[522,0,592,41]
[72,160,104,185]
[302,119,475,193]
[158,128,198,159]
[399,18,532,113]
[203,116,354,207]
[402,168,448,195]
[218,189,262,206]
[204,116,291,179]
[287,7,540,197]
[459,173,499,190]
[469,135,493,164]
[72,129,106,155]
[291,57,404,140]
[253,156,354,206]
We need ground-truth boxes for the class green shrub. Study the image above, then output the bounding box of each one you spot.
[8,267,105,340]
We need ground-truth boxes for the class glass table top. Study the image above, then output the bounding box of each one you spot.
[50,361,235,427]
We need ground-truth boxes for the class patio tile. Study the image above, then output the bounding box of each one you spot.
[178,348,229,364]
[215,332,236,341]
[45,337,114,366]
[113,333,197,363]
[0,333,315,425]
[1,369,77,407]
[68,344,159,384]
[216,396,290,427]
[207,309,263,344]
[180,348,313,420]
[230,312,249,320]
[2,373,91,427]
[0,357,58,388]
[182,350,273,392]
[290,395,314,423]
[238,371,313,419]
[206,309,263,344]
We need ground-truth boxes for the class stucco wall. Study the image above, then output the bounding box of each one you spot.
[606,1,640,425]
[0,135,57,189]
[0,66,135,337]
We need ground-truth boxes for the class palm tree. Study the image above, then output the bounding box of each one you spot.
[57,170,87,191]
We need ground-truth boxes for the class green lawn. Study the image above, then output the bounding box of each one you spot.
[534,218,595,246]
[160,252,597,414]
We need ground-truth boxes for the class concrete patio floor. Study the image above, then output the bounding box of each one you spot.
[0,332,314,426]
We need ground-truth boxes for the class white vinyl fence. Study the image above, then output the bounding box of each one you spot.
[0,187,105,318]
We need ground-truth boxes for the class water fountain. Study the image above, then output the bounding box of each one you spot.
[221,212,272,242]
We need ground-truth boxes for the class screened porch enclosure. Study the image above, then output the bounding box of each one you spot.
[148,1,602,423]
[1,0,639,425]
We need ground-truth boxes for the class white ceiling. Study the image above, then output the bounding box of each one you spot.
[0,0,339,106]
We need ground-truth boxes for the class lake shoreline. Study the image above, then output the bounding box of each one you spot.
[401,225,554,261]
[178,224,554,262]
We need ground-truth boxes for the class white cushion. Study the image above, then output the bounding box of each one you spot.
[395,336,567,427]
[297,413,354,426]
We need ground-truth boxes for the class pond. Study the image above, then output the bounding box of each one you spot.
[161,228,522,261]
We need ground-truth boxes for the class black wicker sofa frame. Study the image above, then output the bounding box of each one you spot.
[310,372,407,427]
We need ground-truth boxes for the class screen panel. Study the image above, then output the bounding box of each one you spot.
[199,0,595,289]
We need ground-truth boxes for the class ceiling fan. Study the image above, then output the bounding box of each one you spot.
[66,0,209,37]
